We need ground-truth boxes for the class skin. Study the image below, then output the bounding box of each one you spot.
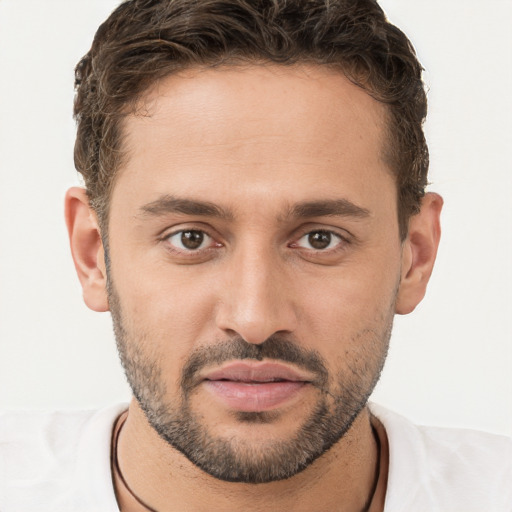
[66,65,442,511]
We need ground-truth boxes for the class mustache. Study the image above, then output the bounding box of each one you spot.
[181,335,329,392]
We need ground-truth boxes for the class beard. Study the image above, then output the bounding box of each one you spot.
[108,278,392,484]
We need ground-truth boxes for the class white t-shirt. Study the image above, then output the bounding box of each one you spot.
[0,402,510,511]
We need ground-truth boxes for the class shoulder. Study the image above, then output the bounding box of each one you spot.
[369,403,512,512]
[0,403,127,512]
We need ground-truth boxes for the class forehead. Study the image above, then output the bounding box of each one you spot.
[127,64,389,154]
[113,64,394,219]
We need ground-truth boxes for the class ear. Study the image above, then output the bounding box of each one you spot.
[65,187,109,312]
[395,192,443,315]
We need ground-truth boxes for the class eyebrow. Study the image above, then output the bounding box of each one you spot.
[138,195,234,220]
[138,195,370,222]
[288,199,371,220]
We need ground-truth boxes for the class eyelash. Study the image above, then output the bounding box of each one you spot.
[161,227,350,257]
[290,230,347,252]
[162,229,221,254]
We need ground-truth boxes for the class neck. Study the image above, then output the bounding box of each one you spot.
[114,398,386,512]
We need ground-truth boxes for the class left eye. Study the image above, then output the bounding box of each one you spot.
[166,230,212,251]
[295,230,343,250]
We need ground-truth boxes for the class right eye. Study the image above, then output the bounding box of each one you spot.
[166,230,213,251]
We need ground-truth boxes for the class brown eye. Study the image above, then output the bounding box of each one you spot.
[167,230,210,251]
[181,231,204,249]
[308,231,331,249]
[295,230,342,251]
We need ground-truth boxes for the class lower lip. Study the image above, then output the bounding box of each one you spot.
[203,380,307,412]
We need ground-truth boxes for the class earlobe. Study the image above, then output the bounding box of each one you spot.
[395,192,443,315]
[65,187,109,312]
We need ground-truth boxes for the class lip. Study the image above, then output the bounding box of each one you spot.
[202,361,313,382]
[200,361,313,412]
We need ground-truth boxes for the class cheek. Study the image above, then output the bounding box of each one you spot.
[111,260,220,368]
[303,282,395,394]
[303,263,399,324]
[297,259,399,360]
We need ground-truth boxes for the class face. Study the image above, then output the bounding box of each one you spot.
[107,65,402,483]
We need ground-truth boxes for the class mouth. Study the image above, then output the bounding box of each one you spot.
[200,361,313,412]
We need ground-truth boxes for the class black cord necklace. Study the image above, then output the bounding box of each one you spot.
[112,415,382,512]
[113,414,158,512]
[361,422,382,512]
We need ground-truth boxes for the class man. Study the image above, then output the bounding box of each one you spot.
[0,0,510,510]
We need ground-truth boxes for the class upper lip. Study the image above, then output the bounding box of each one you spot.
[201,361,314,383]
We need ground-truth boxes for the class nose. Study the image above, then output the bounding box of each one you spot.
[215,246,298,344]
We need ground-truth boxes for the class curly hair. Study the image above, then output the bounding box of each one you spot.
[74,0,428,239]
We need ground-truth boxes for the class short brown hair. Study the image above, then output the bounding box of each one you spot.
[74,0,428,239]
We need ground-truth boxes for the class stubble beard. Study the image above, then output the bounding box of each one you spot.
[107,278,393,484]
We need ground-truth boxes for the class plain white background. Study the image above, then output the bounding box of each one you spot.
[0,0,510,436]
